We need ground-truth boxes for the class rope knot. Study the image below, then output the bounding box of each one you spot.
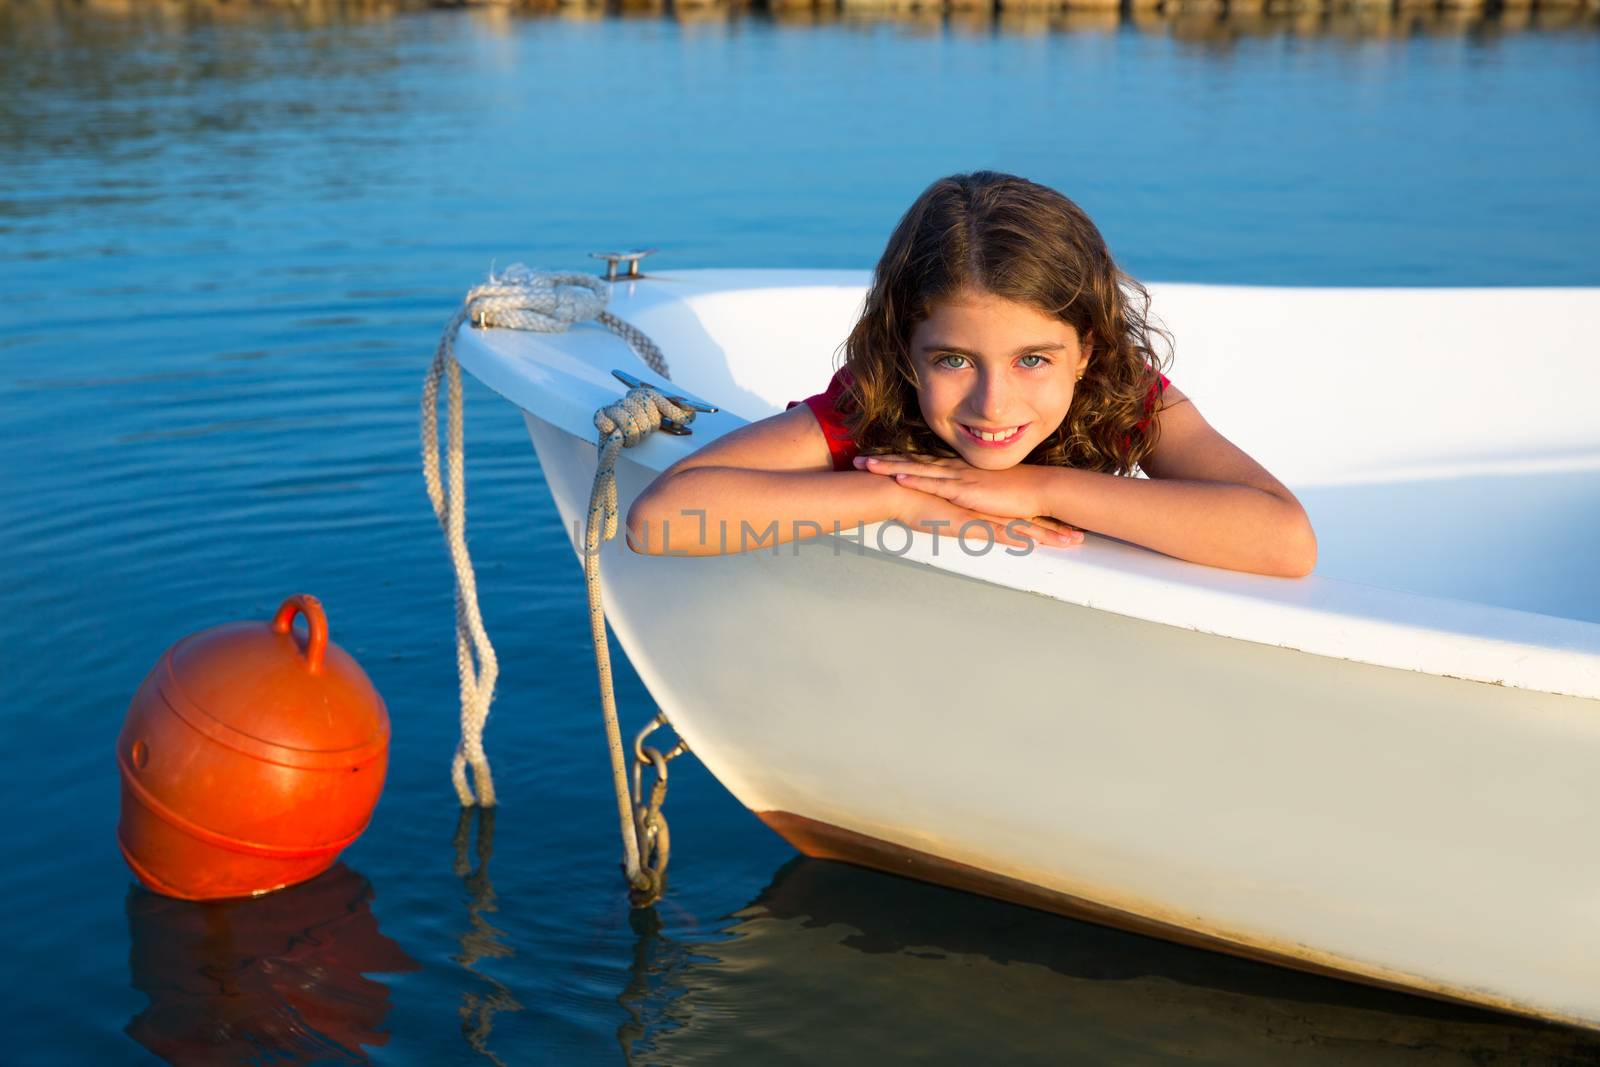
[588,385,703,547]
[464,265,608,334]
[594,386,696,448]
[454,263,671,378]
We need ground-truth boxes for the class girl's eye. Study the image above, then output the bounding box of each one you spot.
[934,353,1049,370]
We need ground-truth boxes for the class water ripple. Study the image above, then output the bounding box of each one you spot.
[3,7,1598,1064]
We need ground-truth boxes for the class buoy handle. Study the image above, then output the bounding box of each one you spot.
[272,594,328,674]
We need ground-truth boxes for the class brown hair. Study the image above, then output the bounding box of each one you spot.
[838,171,1172,475]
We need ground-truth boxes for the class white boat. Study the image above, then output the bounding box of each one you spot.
[450,268,1600,1031]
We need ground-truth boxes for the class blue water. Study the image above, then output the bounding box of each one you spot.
[4,6,1600,1063]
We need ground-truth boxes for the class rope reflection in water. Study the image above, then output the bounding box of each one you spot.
[616,896,702,1063]
[452,807,522,1065]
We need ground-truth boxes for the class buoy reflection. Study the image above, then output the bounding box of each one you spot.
[124,863,418,1065]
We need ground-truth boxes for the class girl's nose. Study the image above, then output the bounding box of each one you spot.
[970,368,1011,422]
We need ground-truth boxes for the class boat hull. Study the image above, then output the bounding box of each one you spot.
[524,411,1600,1032]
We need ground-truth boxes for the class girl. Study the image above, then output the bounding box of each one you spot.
[626,171,1317,578]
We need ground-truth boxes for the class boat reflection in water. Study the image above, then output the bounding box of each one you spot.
[124,863,418,1065]
[622,857,1600,1064]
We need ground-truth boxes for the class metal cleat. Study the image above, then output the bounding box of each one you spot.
[589,248,658,282]
[611,369,718,435]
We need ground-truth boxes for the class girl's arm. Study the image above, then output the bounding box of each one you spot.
[625,406,1073,556]
[1036,386,1317,577]
[858,386,1316,577]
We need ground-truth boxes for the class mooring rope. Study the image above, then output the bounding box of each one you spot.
[586,386,701,903]
[421,265,669,809]
[421,263,699,906]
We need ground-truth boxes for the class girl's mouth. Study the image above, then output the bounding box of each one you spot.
[960,423,1028,447]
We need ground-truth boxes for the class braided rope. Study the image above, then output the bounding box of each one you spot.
[421,265,672,807]
[586,387,700,902]
[597,310,668,379]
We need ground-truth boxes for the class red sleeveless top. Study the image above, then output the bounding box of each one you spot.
[786,367,1171,471]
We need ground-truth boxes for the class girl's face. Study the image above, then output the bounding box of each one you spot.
[910,287,1091,470]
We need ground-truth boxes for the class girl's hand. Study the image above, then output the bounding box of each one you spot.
[886,476,1082,551]
[856,454,1077,539]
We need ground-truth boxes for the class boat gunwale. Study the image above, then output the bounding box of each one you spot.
[451,269,1600,703]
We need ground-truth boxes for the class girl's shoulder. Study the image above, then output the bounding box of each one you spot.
[785,366,859,471]
[1137,372,1171,434]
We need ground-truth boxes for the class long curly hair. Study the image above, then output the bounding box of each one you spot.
[838,171,1172,475]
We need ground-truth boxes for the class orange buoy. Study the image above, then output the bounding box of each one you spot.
[116,594,390,900]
